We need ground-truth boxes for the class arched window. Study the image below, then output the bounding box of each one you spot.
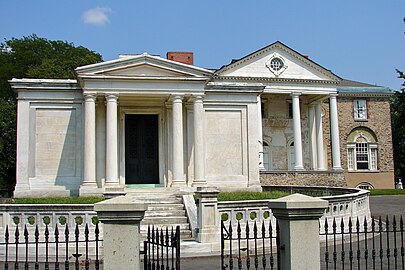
[263,142,271,171]
[347,128,378,171]
[288,141,295,170]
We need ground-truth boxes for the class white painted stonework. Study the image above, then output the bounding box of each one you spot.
[10,42,390,197]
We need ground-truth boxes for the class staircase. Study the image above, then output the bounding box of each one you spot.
[125,188,194,240]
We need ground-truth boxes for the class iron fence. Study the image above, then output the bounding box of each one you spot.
[143,225,180,270]
[321,216,405,270]
[221,220,280,270]
[0,223,102,270]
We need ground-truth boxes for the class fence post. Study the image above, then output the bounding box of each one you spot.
[196,186,220,243]
[94,195,147,270]
[268,193,328,270]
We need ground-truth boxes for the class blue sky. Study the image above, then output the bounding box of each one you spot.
[1,1,404,90]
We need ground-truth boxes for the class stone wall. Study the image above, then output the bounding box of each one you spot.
[260,171,346,187]
[333,96,394,188]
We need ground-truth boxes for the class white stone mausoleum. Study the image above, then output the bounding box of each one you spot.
[10,42,394,197]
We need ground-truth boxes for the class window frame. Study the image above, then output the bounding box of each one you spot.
[353,99,367,120]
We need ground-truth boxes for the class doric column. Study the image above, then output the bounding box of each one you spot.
[329,94,342,170]
[81,94,97,190]
[172,95,185,186]
[258,96,265,171]
[193,95,206,186]
[315,102,326,170]
[96,96,106,187]
[105,94,119,187]
[292,92,304,170]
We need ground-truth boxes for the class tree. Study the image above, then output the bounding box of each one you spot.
[0,34,102,191]
[392,17,405,183]
[392,69,405,183]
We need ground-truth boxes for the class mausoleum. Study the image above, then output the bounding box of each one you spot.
[10,41,394,197]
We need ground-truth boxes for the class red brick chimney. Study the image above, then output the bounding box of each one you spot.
[166,52,193,65]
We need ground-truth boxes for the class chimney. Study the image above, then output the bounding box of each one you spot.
[166,52,193,65]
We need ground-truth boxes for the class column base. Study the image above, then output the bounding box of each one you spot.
[171,180,186,187]
[333,167,344,172]
[192,179,207,187]
[79,185,103,197]
[294,166,305,171]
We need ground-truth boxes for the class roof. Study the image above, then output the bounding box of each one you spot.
[337,79,392,96]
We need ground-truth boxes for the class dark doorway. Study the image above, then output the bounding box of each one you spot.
[125,114,159,185]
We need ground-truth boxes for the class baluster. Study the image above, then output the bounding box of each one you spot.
[400,216,404,270]
[364,217,368,270]
[34,225,39,270]
[332,218,337,270]
[269,220,274,270]
[246,222,250,270]
[379,217,383,270]
[45,224,49,270]
[348,218,353,269]
[14,226,19,270]
[55,225,60,270]
[84,224,89,270]
[356,217,360,270]
[95,223,100,270]
[261,221,266,270]
[386,216,391,270]
[24,225,29,270]
[340,218,346,270]
[5,225,9,270]
[393,216,398,270]
[237,222,242,270]
[65,225,69,270]
[324,218,329,270]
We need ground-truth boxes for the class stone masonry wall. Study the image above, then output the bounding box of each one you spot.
[260,171,346,187]
[331,96,394,188]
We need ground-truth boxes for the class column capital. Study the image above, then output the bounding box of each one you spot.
[329,93,338,98]
[84,93,97,102]
[291,92,302,97]
[105,93,118,102]
[191,95,204,102]
[170,94,184,102]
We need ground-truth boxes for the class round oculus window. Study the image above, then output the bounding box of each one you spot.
[270,58,284,71]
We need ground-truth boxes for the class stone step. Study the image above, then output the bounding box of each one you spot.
[142,216,188,224]
[141,223,191,231]
[145,209,186,217]
[147,204,185,210]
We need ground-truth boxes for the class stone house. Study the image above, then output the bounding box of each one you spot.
[10,41,394,197]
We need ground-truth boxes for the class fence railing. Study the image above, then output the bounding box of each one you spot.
[320,215,405,270]
[143,225,180,270]
[0,223,102,270]
[221,220,280,270]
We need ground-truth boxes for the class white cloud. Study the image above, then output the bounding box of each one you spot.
[82,7,112,26]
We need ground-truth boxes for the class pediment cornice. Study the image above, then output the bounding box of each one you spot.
[211,75,339,85]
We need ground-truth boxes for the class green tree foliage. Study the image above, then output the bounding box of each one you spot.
[392,69,405,182]
[0,34,102,190]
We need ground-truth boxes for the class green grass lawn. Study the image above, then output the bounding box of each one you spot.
[217,191,288,201]
[369,189,405,196]
[8,196,105,204]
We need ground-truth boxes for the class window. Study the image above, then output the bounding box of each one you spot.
[288,141,295,170]
[347,128,378,171]
[354,100,367,120]
[270,58,284,71]
[263,142,271,170]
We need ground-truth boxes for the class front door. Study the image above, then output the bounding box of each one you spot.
[125,114,159,185]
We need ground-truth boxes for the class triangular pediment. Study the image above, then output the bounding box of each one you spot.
[216,41,341,82]
[75,53,212,79]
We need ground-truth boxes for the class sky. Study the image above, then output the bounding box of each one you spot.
[1,1,404,90]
